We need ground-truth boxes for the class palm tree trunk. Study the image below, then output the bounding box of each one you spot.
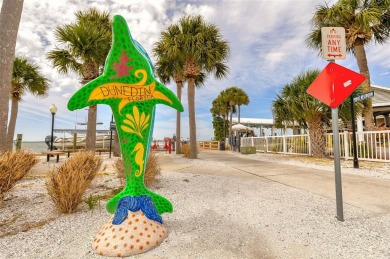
[187,78,197,159]
[238,105,241,123]
[176,81,182,154]
[222,115,226,139]
[85,105,97,152]
[229,106,233,137]
[229,105,234,151]
[307,116,326,157]
[113,129,121,157]
[0,0,24,153]
[6,98,18,151]
[353,38,374,130]
[229,105,233,137]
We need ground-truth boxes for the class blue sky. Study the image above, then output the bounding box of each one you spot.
[2,0,389,141]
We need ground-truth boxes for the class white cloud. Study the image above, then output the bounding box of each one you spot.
[264,51,285,68]
[1,0,388,142]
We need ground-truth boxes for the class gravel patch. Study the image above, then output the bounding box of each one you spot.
[0,154,389,258]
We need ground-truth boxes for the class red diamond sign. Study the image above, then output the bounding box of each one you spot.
[307,62,366,108]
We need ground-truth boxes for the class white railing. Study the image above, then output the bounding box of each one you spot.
[325,130,390,161]
[241,135,310,155]
[241,130,390,162]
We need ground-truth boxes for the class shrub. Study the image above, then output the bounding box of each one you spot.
[113,158,125,185]
[181,144,198,158]
[84,194,101,212]
[114,151,160,187]
[46,152,102,213]
[181,144,189,157]
[0,151,38,205]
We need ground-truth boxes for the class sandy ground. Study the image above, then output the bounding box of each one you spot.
[0,152,389,258]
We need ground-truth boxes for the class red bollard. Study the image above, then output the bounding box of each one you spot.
[168,138,172,154]
[151,140,157,150]
[163,139,168,150]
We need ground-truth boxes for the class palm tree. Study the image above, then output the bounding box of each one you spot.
[6,57,50,150]
[154,26,207,154]
[235,88,249,123]
[153,24,185,154]
[159,15,230,159]
[223,87,249,136]
[273,70,331,157]
[273,95,298,129]
[306,0,390,130]
[47,8,111,152]
[210,95,229,122]
[210,95,230,140]
[0,0,24,153]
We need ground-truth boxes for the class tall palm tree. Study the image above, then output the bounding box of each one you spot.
[219,89,236,137]
[223,87,249,136]
[47,8,111,152]
[0,0,24,153]
[6,57,50,150]
[211,94,230,140]
[154,24,185,154]
[273,70,331,157]
[211,94,229,122]
[235,88,249,123]
[154,25,207,154]
[160,15,230,159]
[306,0,390,130]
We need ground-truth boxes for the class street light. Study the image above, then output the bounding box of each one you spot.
[49,104,57,152]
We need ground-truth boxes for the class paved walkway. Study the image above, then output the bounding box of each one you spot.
[158,150,390,215]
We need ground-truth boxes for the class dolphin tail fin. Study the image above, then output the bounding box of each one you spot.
[106,186,173,215]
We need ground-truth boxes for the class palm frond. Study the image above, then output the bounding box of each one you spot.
[307,0,390,52]
[11,56,50,101]
[47,8,112,77]
[47,48,81,75]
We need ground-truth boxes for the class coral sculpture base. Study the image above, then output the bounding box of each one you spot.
[92,211,168,257]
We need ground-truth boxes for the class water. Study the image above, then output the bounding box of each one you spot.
[14,141,48,153]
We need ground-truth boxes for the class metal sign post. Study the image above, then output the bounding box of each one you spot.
[350,90,374,169]
[331,107,344,221]
[330,58,344,222]
[307,27,366,222]
[350,95,359,168]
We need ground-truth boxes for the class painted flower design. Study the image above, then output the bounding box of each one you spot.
[121,106,150,138]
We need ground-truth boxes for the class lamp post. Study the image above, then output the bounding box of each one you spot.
[49,104,57,152]
[350,95,359,168]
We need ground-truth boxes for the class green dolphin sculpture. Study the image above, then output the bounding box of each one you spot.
[68,15,183,215]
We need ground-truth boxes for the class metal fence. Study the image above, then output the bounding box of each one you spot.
[241,130,390,162]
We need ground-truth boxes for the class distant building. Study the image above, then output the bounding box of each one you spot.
[232,84,390,136]
[372,84,390,127]
[231,117,300,136]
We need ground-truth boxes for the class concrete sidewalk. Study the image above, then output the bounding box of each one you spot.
[158,150,390,215]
